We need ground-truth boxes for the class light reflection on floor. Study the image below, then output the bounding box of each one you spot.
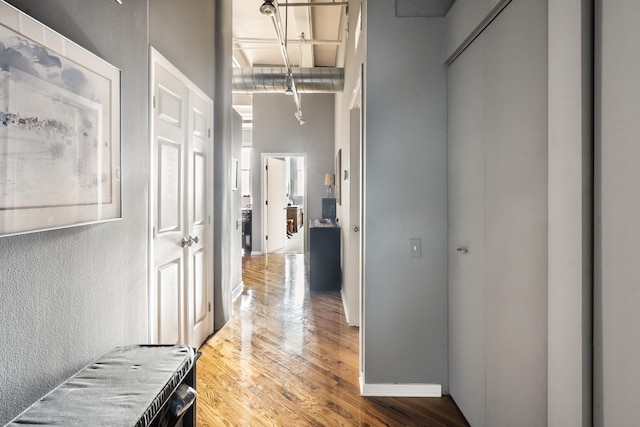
[238,254,310,356]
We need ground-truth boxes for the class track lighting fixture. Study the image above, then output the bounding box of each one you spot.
[261,0,307,123]
[284,72,293,95]
[260,0,276,16]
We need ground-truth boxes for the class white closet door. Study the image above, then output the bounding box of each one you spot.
[185,87,214,349]
[150,48,214,349]
[483,1,548,425]
[447,26,486,427]
[447,1,548,426]
[151,58,189,345]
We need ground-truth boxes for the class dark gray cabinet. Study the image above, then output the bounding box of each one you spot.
[309,219,341,291]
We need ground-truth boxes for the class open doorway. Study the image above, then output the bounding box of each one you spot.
[262,154,307,254]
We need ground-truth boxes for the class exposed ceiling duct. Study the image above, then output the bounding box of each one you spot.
[232,67,344,93]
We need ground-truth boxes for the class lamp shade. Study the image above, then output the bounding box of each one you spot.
[324,173,335,186]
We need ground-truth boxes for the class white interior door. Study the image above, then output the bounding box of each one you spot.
[347,103,362,327]
[266,157,286,252]
[150,48,213,349]
[186,87,214,348]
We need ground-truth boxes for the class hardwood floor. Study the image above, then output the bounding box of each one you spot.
[196,253,469,426]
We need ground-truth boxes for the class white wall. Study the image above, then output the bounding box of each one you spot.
[363,2,449,388]
[595,0,640,425]
[251,93,335,254]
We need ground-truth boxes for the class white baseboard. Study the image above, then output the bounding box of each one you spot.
[232,281,244,302]
[359,376,442,397]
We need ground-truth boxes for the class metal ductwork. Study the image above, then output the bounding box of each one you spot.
[233,67,344,94]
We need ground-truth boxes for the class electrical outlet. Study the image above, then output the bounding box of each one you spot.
[409,238,421,258]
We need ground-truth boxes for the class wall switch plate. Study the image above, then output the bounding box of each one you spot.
[410,238,421,258]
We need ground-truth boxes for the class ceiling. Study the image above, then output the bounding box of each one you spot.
[231,0,457,124]
[232,0,346,69]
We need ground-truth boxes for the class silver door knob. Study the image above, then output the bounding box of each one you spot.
[191,235,199,244]
[456,247,468,254]
[353,226,360,232]
[181,237,192,247]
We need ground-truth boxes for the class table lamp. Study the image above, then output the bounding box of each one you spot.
[324,173,335,197]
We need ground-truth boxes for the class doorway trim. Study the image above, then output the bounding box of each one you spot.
[261,152,308,254]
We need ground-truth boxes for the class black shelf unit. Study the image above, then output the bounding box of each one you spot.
[309,219,341,291]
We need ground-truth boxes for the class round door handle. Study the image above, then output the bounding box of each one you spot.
[181,237,192,248]
[456,247,468,254]
[191,235,199,244]
[353,226,360,232]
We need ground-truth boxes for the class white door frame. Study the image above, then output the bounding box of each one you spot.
[354,64,366,391]
[148,47,214,347]
[261,152,308,254]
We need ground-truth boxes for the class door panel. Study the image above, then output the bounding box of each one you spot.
[193,152,206,225]
[266,157,286,252]
[192,247,207,325]
[158,139,182,233]
[158,259,182,344]
[157,85,183,125]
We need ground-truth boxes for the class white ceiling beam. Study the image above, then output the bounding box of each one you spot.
[281,2,348,7]
[233,37,341,46]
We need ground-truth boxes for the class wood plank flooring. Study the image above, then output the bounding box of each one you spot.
[196,253,469,426]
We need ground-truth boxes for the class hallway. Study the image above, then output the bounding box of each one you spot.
[195,254,468,426]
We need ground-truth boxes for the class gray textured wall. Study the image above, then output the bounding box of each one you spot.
[0,1,218,423]
[149,0,215,98]
[364,2,449,388]
[548,0,593,425]
[213,0,235,328]
[0,1,148,423]
[251,93,335,253]
[596,0,640,425]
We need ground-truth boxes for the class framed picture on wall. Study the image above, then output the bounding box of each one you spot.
[335,149,342,205]
[0,2,121,237]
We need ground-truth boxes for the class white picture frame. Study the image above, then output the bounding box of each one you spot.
[0,1,121,237]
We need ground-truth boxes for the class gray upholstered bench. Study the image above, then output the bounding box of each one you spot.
[6,345,197,427]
